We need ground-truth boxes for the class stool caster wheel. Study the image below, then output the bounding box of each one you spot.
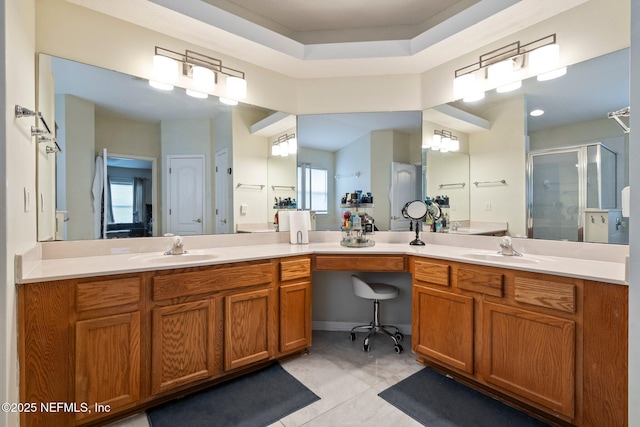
[349,332,356,341]
[395,332,404,342]
[394,344,403,354]
[363,337,370,352]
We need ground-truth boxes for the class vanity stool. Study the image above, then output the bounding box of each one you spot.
[349,275,404,353]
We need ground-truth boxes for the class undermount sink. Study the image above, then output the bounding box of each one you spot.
[448,228,486,235]
[461,252,540,264]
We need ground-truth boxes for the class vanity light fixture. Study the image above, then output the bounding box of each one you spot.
[271,133,297,157]
[453,34,565,101]
[425,130,458,152]
[149,46,247,103]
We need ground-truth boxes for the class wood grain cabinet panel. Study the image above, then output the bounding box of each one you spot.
[225,288,271,371]
[151,300,216,394]
[314,255,405,271]
[280,257,311,282]
[457,268,504,297]
[412,285,474,374]
[279,281,312,353]
[75,276,140,313]
[75,312,141,422]
[514,276,576,313]
[482,301,575,418]
[413,259,450,287]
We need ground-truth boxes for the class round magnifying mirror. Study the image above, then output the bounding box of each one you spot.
[405,200,428,220]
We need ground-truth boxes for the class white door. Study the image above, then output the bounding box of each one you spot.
[390,162,420,231]
[215,149,230,234]
[167,155,205,235]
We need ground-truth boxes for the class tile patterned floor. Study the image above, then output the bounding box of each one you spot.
[107,330,425,427]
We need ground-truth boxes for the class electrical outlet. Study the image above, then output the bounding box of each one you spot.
[484,202,491,211]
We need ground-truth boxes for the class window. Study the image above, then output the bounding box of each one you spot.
[109,177,134,223]
[297,163,328,214]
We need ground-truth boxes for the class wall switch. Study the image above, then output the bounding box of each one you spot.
[240,204,248,214]
[484,202,491,211]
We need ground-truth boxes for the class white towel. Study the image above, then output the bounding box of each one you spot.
[92,156,104,239]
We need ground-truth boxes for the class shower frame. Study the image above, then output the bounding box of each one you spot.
[526,142,617,242]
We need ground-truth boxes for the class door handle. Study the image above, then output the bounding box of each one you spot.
[220,219,227,224]
[192,218,202,223]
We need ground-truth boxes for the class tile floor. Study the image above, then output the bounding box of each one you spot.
[108,330,426,427]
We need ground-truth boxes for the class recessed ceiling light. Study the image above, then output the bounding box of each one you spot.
[530,109,544,117]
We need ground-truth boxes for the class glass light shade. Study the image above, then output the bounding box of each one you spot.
[279,140,289,156]
[488,59,514,86]
[219,97,238,106]
[496,80,522,93]
[149,80,174,91]
[528,43,560,75]
[453,73,475,100]
[226,76,247,100]
[288,137,297,154]
[271,143,281,156]
[192,66,215,92]
[152,54,179,83]
[463,91,485,102]
[186,89,208,99]
[450,138,460,152]
[431,133,442,150]
[441,136,451,153]
[537,67,567,81]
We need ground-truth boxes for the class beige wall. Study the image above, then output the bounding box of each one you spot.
[469,94,527,236]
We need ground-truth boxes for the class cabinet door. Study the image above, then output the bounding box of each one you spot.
[280,281,312,353]
[482,302,575,418]
[412,285,474,373]
[225,288,271,370]
[75,312,140,422]
[151,300,216,394]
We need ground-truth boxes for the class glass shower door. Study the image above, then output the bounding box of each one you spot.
[528,150,581,241]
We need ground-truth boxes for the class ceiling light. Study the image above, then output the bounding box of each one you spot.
[530,109,544,117]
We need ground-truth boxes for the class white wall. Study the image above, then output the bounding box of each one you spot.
[469,94,528,236]
[2,1,36,426]
[628,0,639,423]
[232,105,270,229]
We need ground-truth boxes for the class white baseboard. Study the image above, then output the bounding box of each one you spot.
[312,321,411,335]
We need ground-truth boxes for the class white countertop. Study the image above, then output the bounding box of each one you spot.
[16,232,628,285]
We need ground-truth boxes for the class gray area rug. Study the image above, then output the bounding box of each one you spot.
[148,363,319,427]
[379,367,552,427]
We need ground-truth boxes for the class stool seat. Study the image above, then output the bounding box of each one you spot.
[353,277,399,300]
[349,275,403,353]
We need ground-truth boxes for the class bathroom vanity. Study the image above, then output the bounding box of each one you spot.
[16,233,627,426]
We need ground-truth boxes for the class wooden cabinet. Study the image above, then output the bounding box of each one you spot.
[279,257,312,354]
[224,288,272,370]
[412,284,474,373]
[151,300,217,394]
[73,276,142,423]
[482,301,575,418]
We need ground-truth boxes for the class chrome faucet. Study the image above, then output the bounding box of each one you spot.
[498,236,522,256]
[451,222,462,231]
[165,235,187,255]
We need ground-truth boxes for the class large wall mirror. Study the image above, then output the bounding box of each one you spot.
[36,54,297,241]
[423,48,630,244]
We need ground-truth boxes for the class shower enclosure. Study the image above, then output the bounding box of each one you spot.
[527,143,617,241]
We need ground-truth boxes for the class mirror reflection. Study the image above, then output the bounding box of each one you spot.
[37,54,297,241]
[422,48,630,243]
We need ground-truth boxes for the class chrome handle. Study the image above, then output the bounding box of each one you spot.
[220,219,227,224]
[192,218,202,223]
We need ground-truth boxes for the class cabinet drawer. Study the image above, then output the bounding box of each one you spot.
[457,268,503,297]
[314,255,405,271]
[280,257,311,282]
[514,277,576,313]
[76,276,140,312]
[153,262,273,300]
[413,259,449,287]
